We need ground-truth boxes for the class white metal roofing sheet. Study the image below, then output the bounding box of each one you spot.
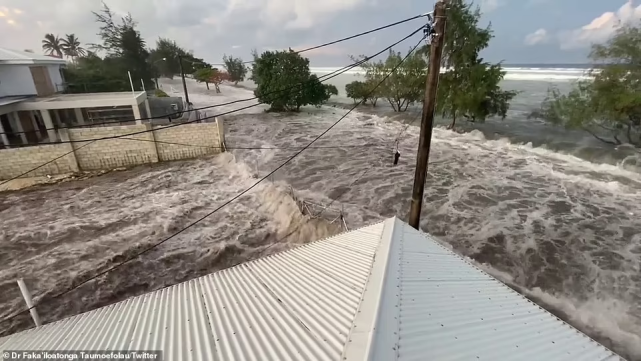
[0,221,386,361]
[343,218,623,361]
[0,218,623,361]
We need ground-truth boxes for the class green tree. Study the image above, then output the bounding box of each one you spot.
[63,53,130,93]
[42,33,63,58]
[534,26,641,147]
[345,81,368,104]
[426,0,518,128]
[353,49,427,112]
[194,67,215,90]
[304,75,333,107]
[324,84,338,98]
[222,55,248,85]
[60,34,86,62]
[91,3,154,90]
[149,38,209,79]
[251,50,328,111]
[149,38,184,79]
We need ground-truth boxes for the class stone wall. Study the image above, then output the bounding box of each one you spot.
[0,119,224,180]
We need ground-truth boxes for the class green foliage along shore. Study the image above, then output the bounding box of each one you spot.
[346,0,517,128]
[53,3,219,94]
[250,50,334,112]
[533,26,641,148]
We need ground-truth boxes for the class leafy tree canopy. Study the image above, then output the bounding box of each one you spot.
[42,33,63,58]
[59,2,208,94]
[194,68,229,93]
[324,84,338,98]
[427,0,518,127]
[60,34,86,62]
[533,26,641,147]
[347,0,516,121]
[148,38,209,78]
[250,50,333,111]
[65,3,153,92]
[345,81,368,104]
[352,49,427,112]
[345,80,380,106]
[223,55,248,85]
[194,68,216,90]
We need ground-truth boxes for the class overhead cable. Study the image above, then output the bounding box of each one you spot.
[0,31,427,327]
[9,25,426,148]
[2,13,429,137]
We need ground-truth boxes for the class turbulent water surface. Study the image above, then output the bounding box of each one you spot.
[1,66,640,360]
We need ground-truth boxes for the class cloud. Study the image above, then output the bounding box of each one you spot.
[524,28,549,46]
[559,0,641,50]
[0,0,371,65]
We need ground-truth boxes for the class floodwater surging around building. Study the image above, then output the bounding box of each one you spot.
[1,75,641,360]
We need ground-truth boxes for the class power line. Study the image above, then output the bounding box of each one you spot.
[0,32,426,327]
[0,26,424,188]
[2,13,429,138]
[2,61,356,138]
[252,100,426,259]
[118,137,384,151]
[4,25,425,153]
[215,13,429,65]
[0,141,95,187]
[0,139,387,188]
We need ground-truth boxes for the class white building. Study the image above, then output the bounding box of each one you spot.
[0,217,624,360]
[0,48,151,148]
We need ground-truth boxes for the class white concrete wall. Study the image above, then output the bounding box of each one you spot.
[47,64,65,92]
[0,65,36,97]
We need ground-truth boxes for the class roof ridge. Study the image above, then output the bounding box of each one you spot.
[342,217,398,360]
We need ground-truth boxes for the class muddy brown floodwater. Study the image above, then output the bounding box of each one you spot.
[0,153,341,337]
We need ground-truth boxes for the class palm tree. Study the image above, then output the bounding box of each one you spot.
[42,33,63,58]
[60,34,86,63]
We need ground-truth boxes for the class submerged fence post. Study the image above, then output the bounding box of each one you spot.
[17,279,42,327]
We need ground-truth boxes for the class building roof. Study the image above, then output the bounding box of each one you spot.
[0,217,623,360]
[0,48,67,65]
[13,91,148,111]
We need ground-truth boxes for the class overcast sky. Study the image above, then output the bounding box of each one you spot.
[0,0,638,66]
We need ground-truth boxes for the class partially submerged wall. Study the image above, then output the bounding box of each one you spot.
[0,119,225,180]
[147,97,184,120]
[0,144,77,179]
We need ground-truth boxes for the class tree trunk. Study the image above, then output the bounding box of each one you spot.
[372,98,378,107]
[448,113,457,130]
[205,82,209,90]
[581,127,618,145]
[387,98,394,111]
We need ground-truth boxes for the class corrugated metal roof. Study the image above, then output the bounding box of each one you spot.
[0,218,623,361]
[0,221,385,361]
[343,218,622,361]
[0,48,67,65]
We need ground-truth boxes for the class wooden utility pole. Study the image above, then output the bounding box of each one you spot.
[408,0,448,230]
[178,55,190,106]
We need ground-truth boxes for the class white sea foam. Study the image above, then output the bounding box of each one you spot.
[309,66,596,82]
[2,78,639,360]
